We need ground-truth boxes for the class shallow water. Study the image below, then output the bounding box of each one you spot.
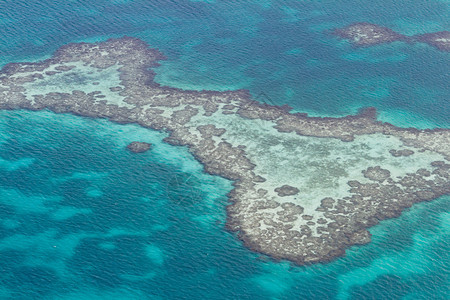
[0,0,449,299]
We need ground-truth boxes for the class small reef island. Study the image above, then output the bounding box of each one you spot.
[334,22,450,52]
[0,37,449,265]
[127,141,152,153]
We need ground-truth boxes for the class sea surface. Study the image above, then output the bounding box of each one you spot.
[0,0,449,299]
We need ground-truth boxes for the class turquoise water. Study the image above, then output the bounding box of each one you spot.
[0,0,449,299]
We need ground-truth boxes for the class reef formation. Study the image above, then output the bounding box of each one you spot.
[127,141,152,153]
[334,22,450,52]
[0,37,449,265]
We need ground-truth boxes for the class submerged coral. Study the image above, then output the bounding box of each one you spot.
[127,141,152,153]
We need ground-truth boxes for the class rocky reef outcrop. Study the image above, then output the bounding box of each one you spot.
[127,141,152,153]
[334,22,450,52]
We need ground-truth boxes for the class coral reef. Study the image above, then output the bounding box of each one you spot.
[127,141,152,153]
[0,37,448,265]
[334,22,450,52]
[334,22,407,47]
[415,31,450,52]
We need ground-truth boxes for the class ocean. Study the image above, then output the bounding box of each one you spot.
[0,0,449,299]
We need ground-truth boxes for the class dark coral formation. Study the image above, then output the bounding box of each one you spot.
[362,166,391,183]
[334,22,450,52]
[0,37,449,266]
[275,185,300,197]
[127,141,152,153]
[389,149,414,157]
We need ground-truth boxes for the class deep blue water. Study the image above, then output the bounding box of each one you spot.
[0,0,449,299]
